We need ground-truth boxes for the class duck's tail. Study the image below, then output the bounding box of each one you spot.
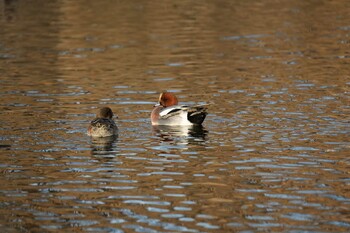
[187,105,208,125]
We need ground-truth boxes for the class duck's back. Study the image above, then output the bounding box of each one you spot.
[157,105,207,125]
[88,118,118,137]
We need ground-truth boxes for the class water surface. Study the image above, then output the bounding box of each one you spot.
[0,0,349,232]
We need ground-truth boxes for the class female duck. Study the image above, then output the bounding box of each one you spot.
[151,92,207,125]
[88,107,118,137]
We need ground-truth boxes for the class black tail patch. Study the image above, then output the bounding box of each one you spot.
[187,106,207,125]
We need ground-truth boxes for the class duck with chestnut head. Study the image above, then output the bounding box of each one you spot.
[151,92,207,126]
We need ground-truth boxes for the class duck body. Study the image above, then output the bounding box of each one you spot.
[88,118,118,137]
[151,92,207,126]
[88,107,118,137]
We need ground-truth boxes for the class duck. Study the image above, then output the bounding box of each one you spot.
[87,107,118,137]
[151,92,207,125]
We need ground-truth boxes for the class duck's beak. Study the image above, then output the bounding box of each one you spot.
[153,103,161,107]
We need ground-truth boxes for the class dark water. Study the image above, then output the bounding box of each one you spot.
[0,0,349,232]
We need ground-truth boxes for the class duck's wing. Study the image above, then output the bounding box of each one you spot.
[90,118,117,129]
[159,105,189,119]
[159,105,208,121]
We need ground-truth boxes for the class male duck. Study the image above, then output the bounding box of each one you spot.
[151,92,207,125]
[87,107,118,137]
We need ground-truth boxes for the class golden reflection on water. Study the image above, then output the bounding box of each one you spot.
[0,0,349,232]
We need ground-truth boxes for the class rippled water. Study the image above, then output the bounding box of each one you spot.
[0,0,349,232]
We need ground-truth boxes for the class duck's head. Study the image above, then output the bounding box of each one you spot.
[158,92,178,107]
[98,107,114,119]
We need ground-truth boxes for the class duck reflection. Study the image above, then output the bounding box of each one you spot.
[4,0,18,22]
[152,125,208,144]
[90,135,118,157]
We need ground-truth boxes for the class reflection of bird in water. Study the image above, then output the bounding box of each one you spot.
[87,107,118,137]
[152,125,208,144]
[4,0,19,22]
[90,135,118,157]
[151,92,208,126]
